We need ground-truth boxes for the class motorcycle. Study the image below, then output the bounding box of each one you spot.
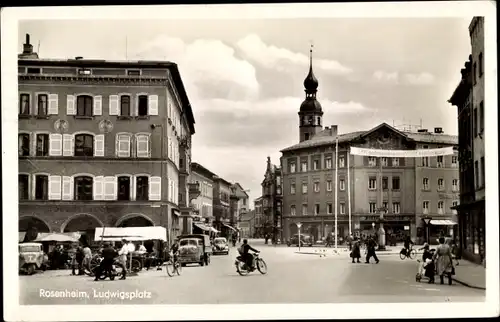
[235,252,267,276]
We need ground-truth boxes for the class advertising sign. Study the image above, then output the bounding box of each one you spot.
[350,146,454,158]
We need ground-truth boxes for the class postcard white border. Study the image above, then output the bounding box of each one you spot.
[2,1,498,321]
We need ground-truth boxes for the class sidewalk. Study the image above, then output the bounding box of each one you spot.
[451,259,486,290]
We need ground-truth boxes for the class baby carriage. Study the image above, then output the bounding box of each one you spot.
[415,249,436,283]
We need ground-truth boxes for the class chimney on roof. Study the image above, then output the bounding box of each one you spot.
[19,33,39,59]
[330,125,338,138]
[417,129,428,133]
[434,127,443,134]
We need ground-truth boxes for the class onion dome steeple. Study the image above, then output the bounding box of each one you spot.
[300,45,322,112]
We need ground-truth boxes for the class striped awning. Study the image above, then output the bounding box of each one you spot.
[430,219,457,226]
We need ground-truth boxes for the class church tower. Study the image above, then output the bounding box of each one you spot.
[298,46,323,142]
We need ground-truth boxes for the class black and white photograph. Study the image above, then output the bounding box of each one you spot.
[2,2,498,321]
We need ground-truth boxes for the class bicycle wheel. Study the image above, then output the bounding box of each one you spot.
[131,259,142,272]
[256,259,267,275]
[399,251,406,260]
[165,261,175,277]
[409,249,417,259]
[175,262,182,276]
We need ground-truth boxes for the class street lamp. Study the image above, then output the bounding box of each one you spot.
[371,222,375,230]
[422,216,432,244]
[296,222,302,251]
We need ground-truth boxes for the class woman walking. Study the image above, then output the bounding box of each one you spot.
[433,237,454,285]
[350,237,361,263]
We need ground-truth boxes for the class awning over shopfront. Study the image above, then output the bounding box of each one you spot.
[94,227,167,241]
[193,223,211,232]
[430,220,457,226]
[210,227,219,233]
[222,223,237,232]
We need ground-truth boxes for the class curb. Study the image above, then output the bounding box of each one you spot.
[451,277,486,290]
[295,252,326,257]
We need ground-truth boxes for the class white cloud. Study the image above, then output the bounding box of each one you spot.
[373,70,399,83]
[405,72,435,85]
[236,34,352,75]
[133,35,260,100]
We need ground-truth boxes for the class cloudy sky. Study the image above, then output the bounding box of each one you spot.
[18,15,473,206]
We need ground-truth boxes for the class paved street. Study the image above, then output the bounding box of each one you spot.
[20,240,484,305]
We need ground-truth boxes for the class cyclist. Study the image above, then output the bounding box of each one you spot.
[170,239,180,264]
[403,235,414,256]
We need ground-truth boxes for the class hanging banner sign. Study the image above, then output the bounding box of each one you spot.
[349,146,454,158]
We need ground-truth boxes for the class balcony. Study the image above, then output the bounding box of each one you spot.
[188,182,201,200]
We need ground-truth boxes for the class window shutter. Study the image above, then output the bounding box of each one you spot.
[148,95,159,115]
[133,96,139,116]
[94,134,105,156]
[30,132,36,156]
[48,175,62,200]
[93,95,102,116]
[62,176,73,200]
[103,176,117,200]
[93,176,104,200]
[66,95,76,115]
[62,134,74,156]
[116,134,131,157]
[49,133,63,156]
[48,94,59,115]
[149,176,161,200]
[136,135,149,158]
[131,175,136,201]
[109,95,119,115]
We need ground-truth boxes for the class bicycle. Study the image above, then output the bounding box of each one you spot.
[165,253,182,277]
[399,246,417,260]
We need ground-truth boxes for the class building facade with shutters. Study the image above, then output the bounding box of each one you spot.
[18,35,195,244]
[260,157,283,242]
[189,162,215,234]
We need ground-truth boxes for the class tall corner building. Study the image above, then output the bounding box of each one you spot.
[18,34,196,244]
[280,49,459,244]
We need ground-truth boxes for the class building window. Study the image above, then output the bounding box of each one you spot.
[392,202,400,214]
[35,175,48,200]
[480,157,485,187]
[290,162,296,173]
[339,179,345,191]
[438,178,444,191]
[325,158,332,169]
[326,180,332,191]
[473,108,478,137]
[136,134,150,158]
[304,133,310,140]
[76,95,93,117]
[340,203,345,215]
[74,176,93,200]
[301,161,307,172]
[18,133,30,156]
[473,62,477,85]
[382,177,388,190]
[317,116,321,126]
[302,183,308,194]
[437,156,444,168]
[120,95,131,116]
[423,201,429,214]
[451,156,458,167]
[339,156,345,168]
[452,179,459,192]
[37,94,48,116]
[290,205,296,216]
[74,134,94,156]
[276,176,281,185]
[474,160,479,188]
[313,159,319,170]
[382,202,388,213]
[116,134,131,157]
[313,182,320,192]
[290,183,296,195]
[117,176,131,201]
[422,157,429,167]
[327,203,333,214]
[302,204,308,216]
[438,201,444,215]
[314,204,320,215]
[392,177,400,190]
[368,177,377,190]
[369,202,377,214]
[423,178,429,190]
[452,201,458,214]
[392,158,399,167]
[20,93,31,115]
[136,176,149,201]
[381,157,388,167]
[478,52,483,77]
[368,157,376,167]
[36,134,49,156]
[138,95,148,116]
[19,174,29,200]
[479,101,484,134]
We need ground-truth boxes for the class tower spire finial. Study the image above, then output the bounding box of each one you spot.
[309,42,313,70]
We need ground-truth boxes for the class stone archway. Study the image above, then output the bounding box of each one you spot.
[19,216,51,242]
[61,214,104,245]
[116,214,154,227]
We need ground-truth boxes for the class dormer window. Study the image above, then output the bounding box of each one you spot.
[78,69,91,75]
[127,70,141,76]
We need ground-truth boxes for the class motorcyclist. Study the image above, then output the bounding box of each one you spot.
[238,239,259,270]
[94,242,118,281]
[403,235,414,256]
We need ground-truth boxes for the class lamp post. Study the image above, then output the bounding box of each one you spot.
[151,123,169,245]
[422,216,432,244]
[296,222,302,251]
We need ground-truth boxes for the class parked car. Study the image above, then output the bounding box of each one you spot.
[212,237,229,255]
[19,242,48,275]
[177,234,212,266]
[287,234,314,247]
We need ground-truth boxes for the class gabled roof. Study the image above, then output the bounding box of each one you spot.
[191,162,217,180]
[232,183,249,198]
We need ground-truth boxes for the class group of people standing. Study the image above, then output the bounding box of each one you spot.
[349,235,380,264]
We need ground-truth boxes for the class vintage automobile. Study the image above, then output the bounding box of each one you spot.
[177,234,212,266]
[287,234,314,247]
[19,242,47,275]
[212,237,229,255]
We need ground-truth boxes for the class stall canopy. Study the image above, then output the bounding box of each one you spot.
[193,223,210,232]
[222,223,237,232]
[94,227,167,241]
[34,233,80,243]
[430,220,457,226]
